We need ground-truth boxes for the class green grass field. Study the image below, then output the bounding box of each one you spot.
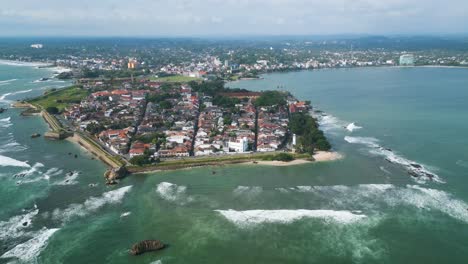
[29,86,89,112]
[149,75,201,82]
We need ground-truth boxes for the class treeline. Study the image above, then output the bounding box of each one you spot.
[254,91,287,107]
[290,112,331,154]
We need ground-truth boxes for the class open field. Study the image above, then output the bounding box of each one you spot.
[127,152,312,173]
[149,75,202,82]
[28,86,89,112]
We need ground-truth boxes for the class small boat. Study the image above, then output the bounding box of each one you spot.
[31,133,41,138]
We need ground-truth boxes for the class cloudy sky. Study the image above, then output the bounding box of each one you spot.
[1,0,467,36]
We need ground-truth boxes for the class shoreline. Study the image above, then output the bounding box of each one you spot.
[244,151,343,167]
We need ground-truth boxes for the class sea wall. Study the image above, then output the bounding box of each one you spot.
[69,132,123,169]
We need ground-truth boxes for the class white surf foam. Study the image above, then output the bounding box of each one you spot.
[0,117,12,129]
[0,155,30,168]
[120,212,131,218]
[51,186,132,223]
[344,136,442,183]
[233,186,263,197]
[53,171,79,185]
[283,184,468,224]
[215,209,366,227]
[0,206,39,242]
[345,122,363,132]
[0,79,17,84]
[0,89,33,101]
[0,228,59,262]
[156,182,193,204]
[0,60,51,67]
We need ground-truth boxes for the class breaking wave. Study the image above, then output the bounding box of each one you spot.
[281,184,468,224]
[0,89,33,101]
[344,136,442,183]
[215,209,366,227]
[233,186,263,198]
[51,186,132,223]
[1,228,59,262]
[156,182,193,204]
[0,155,30,168]
[0,79,17,84]
[0,206,38,242]
[346,122,362,132]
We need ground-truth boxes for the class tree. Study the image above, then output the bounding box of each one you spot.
[46,106,59,114]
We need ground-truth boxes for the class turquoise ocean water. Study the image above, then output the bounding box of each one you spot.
[1,64,467,263]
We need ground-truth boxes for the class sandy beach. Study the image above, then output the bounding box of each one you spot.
[244,151,343,167]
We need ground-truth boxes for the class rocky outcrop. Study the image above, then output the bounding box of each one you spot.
[104,166,127,185]
[130,240,165,256]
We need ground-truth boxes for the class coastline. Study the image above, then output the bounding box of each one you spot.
[244,151,343,167]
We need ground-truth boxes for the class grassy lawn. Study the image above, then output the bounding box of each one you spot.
[127,152,311,172]
[29,86,89,112]
[149,75,201,83]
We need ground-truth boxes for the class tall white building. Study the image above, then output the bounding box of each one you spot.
[228,137,249,153]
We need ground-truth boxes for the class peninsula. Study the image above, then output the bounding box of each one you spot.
[17,77,336,182]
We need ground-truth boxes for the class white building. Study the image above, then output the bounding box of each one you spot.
[228,137,249,153]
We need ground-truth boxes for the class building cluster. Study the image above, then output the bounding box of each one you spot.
[62,78,315,163]
[65,88,149,155]
[194,93,258,156]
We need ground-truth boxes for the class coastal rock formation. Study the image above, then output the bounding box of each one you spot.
[130,240,166,255]
[104,166,127,185]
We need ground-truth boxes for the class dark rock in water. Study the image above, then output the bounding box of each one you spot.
[31,133,41,138]
[0,107,6,114]
[22,221,28,226]
[104,166,127,185]
[410,163,422,169]
[408,170,419,178]
[212,171,216,175]
[385,158,393,164]
[130,240,165,256]
[68,152,72,155]
[384,148,392,152]
[74,154,78,158]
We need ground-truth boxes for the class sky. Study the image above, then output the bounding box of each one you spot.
[1,0,467,36]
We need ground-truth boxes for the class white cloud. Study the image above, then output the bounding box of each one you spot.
[0,0,467,35]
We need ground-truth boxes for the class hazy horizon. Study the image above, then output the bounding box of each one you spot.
[1,0,468,37]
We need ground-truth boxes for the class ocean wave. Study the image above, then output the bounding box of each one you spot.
[345,122,363,132]
[0,117,12,129]
[233,186,263,197]
[0,155,30,168]
[53,170,79,185]
[0,89,33,101]
[313,112,348,133]
[215,209,367,227]
[156,182,193,204]
[0,206,38,242]
[0,228,59,262]
[51,186,132,223]
[282,184,468,224]
[0,59,51,68]
[344,136,442,183]
[120,212,131,218]
[0,79,18,84]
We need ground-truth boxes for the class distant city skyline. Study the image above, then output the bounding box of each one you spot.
[1,0,467,36]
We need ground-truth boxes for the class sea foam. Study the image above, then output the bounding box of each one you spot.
[215,209,366,227]
[1,228,59,262]
[344,136,442,183]
[346,122,363,132]
[0,206,39,242]
[156,182,193,204]
[51,185,132,223]
[0,155,30,168]
[283,184,468,224]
